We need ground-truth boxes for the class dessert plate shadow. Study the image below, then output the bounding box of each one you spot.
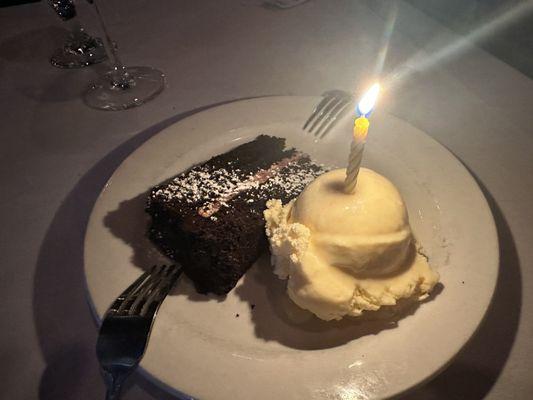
[84,96,498,400]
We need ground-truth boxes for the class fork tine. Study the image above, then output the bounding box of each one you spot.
[304,90,353,137]
[307,96,342,133]
[116,265,165,314]
[315,98,352,138]
[127,265,171,315]
[109,266,156,311]
[140,266,182,318]
[302,94,336,131]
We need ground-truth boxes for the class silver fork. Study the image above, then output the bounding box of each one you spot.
[302,90,353,138]
[96,264,182,400]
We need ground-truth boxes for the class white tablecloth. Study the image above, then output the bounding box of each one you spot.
[1,0,532,399]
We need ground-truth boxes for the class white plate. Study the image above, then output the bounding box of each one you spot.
[84,96,498,400]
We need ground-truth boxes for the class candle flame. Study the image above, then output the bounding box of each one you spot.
[357,83,380,116]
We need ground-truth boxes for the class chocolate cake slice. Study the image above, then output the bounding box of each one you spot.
[146,135,326,295]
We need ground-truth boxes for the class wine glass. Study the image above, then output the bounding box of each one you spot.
[50,21,107,68]
[83,0,165,111]
[48,0,107,68]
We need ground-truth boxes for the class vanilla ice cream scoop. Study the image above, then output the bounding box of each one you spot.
[291,168,412,276]
[265,168,439,321]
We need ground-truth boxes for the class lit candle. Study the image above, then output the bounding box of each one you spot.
[344,83,380,193]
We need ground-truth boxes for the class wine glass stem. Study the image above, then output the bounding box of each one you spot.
[92,0,129,86]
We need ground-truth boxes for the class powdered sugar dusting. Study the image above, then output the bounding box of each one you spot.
[153,167,247,205]
[199,153,303,217]
[152,152,327,217]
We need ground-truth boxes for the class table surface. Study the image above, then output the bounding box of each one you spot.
[1,1,532,399]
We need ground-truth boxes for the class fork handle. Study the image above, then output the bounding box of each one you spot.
[102,370,125,400]
[106,384,122,400]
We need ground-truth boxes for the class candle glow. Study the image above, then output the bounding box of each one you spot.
[356,83,380,117]
[344,83,380,193]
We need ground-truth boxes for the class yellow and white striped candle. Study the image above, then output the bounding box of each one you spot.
[344,83,380,193]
